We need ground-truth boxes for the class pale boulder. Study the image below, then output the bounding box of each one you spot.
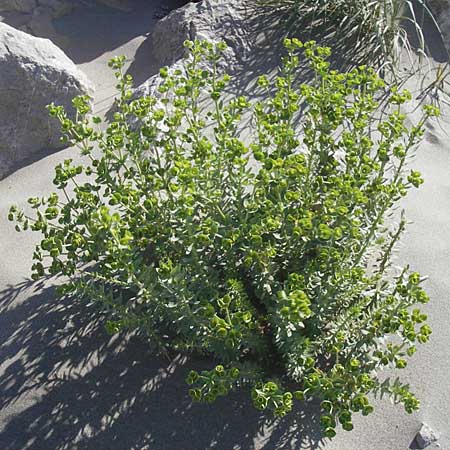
[0,22,93,179]
[149,0,250,72]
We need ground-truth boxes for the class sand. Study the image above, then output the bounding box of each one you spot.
[0,2,449,449]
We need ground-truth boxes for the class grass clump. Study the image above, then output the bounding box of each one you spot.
[258,0,446,73]
[9,39,438,437]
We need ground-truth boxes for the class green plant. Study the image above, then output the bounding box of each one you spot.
[258,0,446,74]
[9,39,438,437]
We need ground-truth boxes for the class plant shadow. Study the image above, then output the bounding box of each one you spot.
[0,280,324,450]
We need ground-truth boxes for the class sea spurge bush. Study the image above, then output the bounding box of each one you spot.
[10,39,438,437]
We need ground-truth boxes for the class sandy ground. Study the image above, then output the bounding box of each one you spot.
[0,2,449,449]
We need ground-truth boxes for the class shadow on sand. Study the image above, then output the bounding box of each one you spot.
[50,0,191,66]
[0,280,324,450]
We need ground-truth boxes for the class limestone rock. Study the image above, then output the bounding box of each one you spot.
[127,0,251,125]
[0,22,93,179]
[149,0,250,72]
[133,61,185,99]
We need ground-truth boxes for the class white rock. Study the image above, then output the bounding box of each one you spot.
[133,61,185,99]
[129,0,251,115]
[415,423,440,449]
[0,22,94,179]
[149,0,250,72]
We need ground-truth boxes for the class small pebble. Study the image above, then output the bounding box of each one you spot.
[415,423,440,449]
